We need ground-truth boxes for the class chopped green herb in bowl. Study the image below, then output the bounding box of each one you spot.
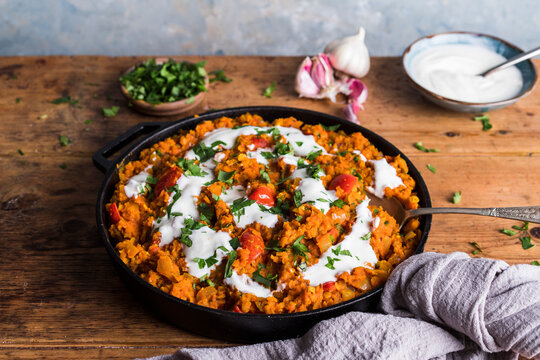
[119,57,209,116]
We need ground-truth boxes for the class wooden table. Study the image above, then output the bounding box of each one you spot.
[0,56,538,359]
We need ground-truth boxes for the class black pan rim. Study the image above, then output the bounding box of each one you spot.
[95,105,432,320]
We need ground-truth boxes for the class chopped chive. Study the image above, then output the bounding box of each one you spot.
[452,191,462,204]
[17,149,24,156]
[426,164,436,173]
[501,228,516,236]
[414,142,440,153]
[263,82,276,98]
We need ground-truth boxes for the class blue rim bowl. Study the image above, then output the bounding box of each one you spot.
[402,31,537,112]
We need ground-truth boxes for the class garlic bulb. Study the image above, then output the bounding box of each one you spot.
[324,27,370,78]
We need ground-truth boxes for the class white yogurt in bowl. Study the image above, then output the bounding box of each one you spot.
[409,44,523,103]
[402,32,537,112]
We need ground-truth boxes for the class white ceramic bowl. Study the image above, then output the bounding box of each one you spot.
[402,31,537,112]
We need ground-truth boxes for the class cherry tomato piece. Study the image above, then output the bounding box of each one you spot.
[232,305,242,313]
[239,230,265,261]
[248,186,275,207]
[328,174,358,194]
[109,203,121,224]
[154,167,182,196]
[322,281,336,291]
[251,136,270,149]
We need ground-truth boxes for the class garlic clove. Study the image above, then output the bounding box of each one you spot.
[341,78,368,124]
[295,56,321,98]
[310,54,334,89]
[344,102,361,124]
[324,27,370,78]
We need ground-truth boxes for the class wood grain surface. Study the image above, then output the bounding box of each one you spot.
[0,56,539,359]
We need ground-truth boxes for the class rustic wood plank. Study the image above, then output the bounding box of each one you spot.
[0,56,539,359]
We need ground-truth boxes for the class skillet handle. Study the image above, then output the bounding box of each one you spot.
[93,122,169,173]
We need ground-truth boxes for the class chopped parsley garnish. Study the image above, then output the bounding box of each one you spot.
[198,202,214,224]
[373,208,379,215]
[360,232,371,241]
[295,215,303,221]
[469,241,482,255]
[179,218,204,247]
[138,183,152,195]
[414,142,440,153]
[166,190,182,218]
[263,82,276,98]
[331,199,345,208]
[266,240,285,252]
[230,198,255,220]
[193,257,206,269]
[473,114,492,131]
[102,106,119,117]
[252,263,277,287]
[155,150,164,157]
[224,250,237,278]
[192,140,226,162]
[260,169,271,183]
[261,151,275,160]
[217,170,235,185]
[337,150,348,156]
[325,256,341,270]
[293,190,303,207]
[52,96,79,106]
[264,198,289,216]
[321,124,340,131]
[17,149,24,156]
[59,135,72,147]
[291,235,309,258]
[305,163,323,179]
[452,191,462,204]
[229,237,240,250]
[209,69,232,83]
[426,164,437,174]
[306,149,322,161]
[255,127,280,140]
[120,58,207,104]
[296,141,304,147]
[501,228,516,236]
[274,141,294,156]
[146,175,158,184]
[176,158,208,177]
[520,236,535,250]
[204,254,219,268]
[531,260,540,266]
[332,245,352,257]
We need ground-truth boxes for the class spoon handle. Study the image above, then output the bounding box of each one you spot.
[482,46,540,77]
[409,206,540,224]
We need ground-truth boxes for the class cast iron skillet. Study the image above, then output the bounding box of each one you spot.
[93,106,432,343]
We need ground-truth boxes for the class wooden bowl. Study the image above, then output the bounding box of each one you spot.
[120,57,209,117]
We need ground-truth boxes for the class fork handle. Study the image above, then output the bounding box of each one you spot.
[409,206,540,224]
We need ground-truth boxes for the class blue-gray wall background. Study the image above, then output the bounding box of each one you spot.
[1,0,539,56]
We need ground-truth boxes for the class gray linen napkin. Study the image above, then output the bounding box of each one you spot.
[141,252,540,360]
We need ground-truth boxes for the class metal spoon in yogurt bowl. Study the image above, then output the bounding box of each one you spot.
[481,46,540,77]
[367,194,540,230]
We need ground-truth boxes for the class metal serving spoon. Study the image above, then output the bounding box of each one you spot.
[481,46,540,77]
[367,194,540,229]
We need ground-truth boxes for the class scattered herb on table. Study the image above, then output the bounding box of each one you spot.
[209,69,232,83]
[59,135,72,146]
[469,241,483,255]
[84,118,93,125]
[102,106,119,117]
[414,142,440,153]
[120,58,208,104]
[426,164,437,173]
[501,228,517,236]
[59,163,67,170]
[15,98,21,103]
[263,82,276,98]
[17,149,24,156]
[473,114,492,131]
[519,236,535,250]
[51,96,79,106]
[452,190,462,204]
[531,260,540,266]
